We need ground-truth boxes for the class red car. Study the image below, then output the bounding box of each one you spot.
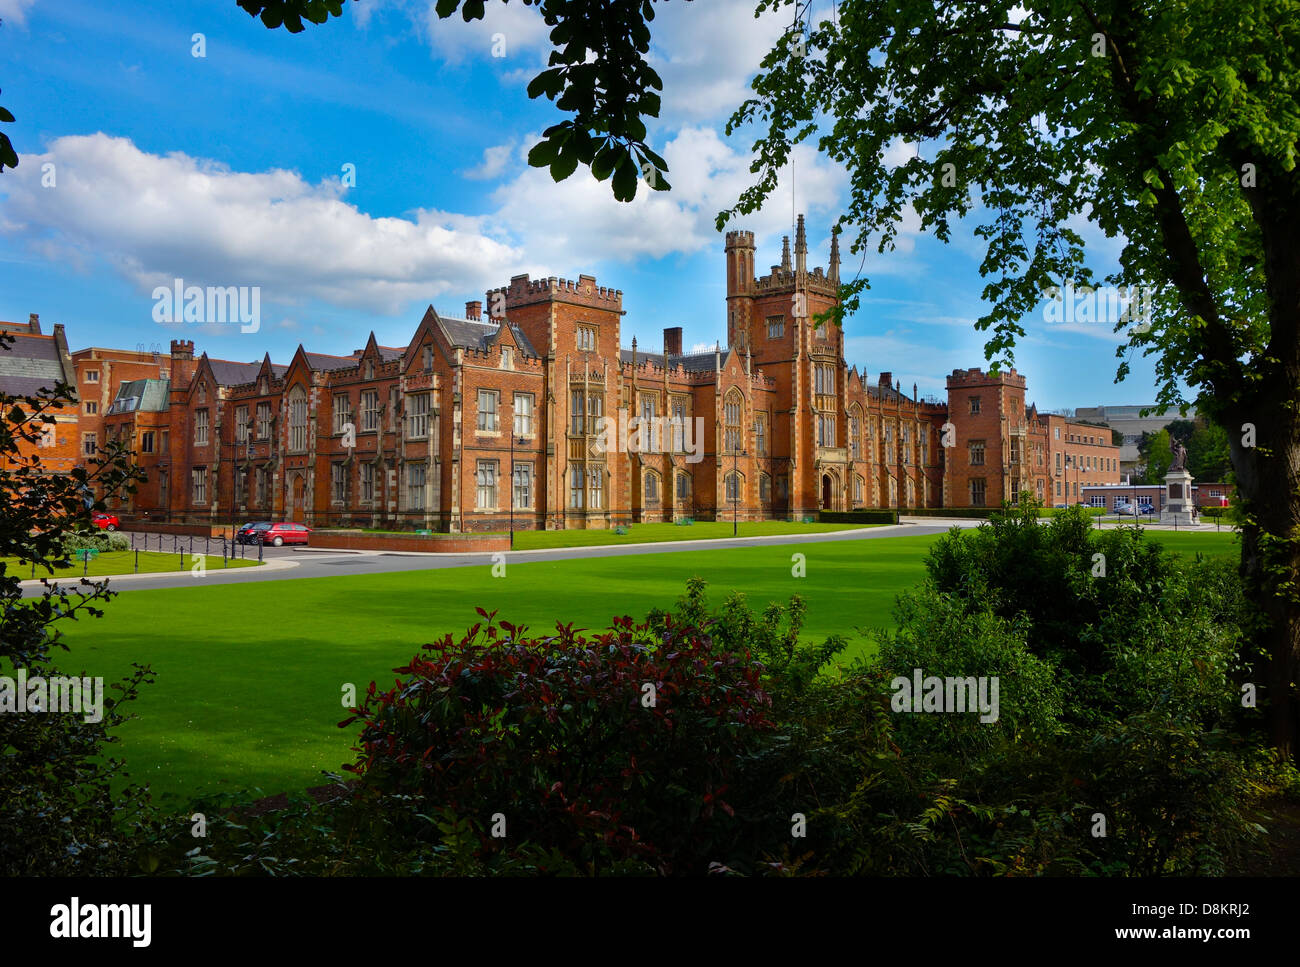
[92,513,120,531]
[253,522,311,547]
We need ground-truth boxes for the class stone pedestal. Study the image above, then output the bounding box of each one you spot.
[1158,468,1199,526]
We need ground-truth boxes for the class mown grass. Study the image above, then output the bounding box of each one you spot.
[52,528,1238,802]
[1,551,261,579]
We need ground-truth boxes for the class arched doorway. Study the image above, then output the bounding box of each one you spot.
[290,473,305,523]
[821,474,832,510]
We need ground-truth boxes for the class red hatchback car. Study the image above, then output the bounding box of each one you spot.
[254,522,311,547]
[92,513,120,531]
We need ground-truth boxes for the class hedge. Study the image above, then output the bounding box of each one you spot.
[818,510,900,525]
[896,507,999,519]
[60,530,131,554]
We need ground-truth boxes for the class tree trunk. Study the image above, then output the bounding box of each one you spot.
[1224,394,1300,760]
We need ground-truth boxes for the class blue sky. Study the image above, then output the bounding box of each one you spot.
[0,0,1165,408]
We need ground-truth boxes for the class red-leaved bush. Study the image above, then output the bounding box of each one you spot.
[340,610,775,874]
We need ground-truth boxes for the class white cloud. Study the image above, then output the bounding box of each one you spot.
[0,0,37,27]
[460,140,517,181]
[487,125,846,271]
[648,0,788,125]
[0,134,521,314]
[0,126,851,320]
[882,139,919,170]
[382,0,786,126]
[421,0,550,65]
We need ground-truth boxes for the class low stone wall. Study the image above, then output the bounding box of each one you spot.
[123,521,234,538]
[308,531,509,554]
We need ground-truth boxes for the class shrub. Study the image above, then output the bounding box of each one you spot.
[60,530,131,554]
[0,350,155,875]
[875,591,1064,758]
[339,609,776,874]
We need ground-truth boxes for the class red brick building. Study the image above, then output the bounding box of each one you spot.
[0,314,79,473]
[24,216,1124,529]
[941,368,1123,508]
[71,345,173,469]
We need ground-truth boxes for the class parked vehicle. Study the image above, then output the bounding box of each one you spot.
[1114,503,1140,517]
[92,513,120,531]
[1140,504,1157,515]
[235,522,266,545]
[258,522,311,547]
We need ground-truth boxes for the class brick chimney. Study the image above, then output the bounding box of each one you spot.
[879,372,892,387]
[465,300,482,321]
[170,339,195,360]
[28,313,40,334]
[663,326,683,356]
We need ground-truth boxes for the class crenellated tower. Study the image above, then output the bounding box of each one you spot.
[724,230,756,349]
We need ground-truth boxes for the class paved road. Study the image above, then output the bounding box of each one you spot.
[20,521,981,596]
[21,515,1226,597]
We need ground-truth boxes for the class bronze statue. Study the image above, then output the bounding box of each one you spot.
[1169,435,1188,472]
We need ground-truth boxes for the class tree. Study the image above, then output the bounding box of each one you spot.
[1188,421,1232,482]
[1138,429,1172,484]
[233,0,674,201]
[0,18,19,172]
[0,333,153,873]
[718,0,1300,757]
[29,0,1296,755]
[1165,419,1197,447]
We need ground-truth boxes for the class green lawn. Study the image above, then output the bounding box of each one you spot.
[51,527,1239,803]
[2,551,261,579]
[348,520,870,549]
[511,519,871,550]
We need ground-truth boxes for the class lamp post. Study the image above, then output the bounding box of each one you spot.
[732,444,741,537]
[731,429,751,537]
[230,421,252,543]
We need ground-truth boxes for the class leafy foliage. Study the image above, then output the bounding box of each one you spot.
[238,0,675,200]
[721,0,1300,754]
[337,607,774,874]
[161,514,1282,876]
[0,16,16,172]
[0,335,156,874]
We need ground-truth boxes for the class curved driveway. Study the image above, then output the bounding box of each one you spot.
[20,519,987,596]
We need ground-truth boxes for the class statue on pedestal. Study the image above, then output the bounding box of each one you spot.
[1170,435,1188,472]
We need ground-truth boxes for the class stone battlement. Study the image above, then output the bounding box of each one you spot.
[489,273,622,310]
[946,366,1026,388]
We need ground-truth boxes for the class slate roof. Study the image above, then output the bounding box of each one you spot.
[108,378,171,415]
[438,316,539,357]
[0,333,68,396]
[377,345,404,362]
[619,349,719,373]
[304,352,359,372]
[206,359,288,386]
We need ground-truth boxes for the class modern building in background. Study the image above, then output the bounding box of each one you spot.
[5,219,1125,529]
[1075,403,1198,476]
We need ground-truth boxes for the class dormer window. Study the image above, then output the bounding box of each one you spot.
[364,360,375,380]
[422,346,433,372]
[501,347,514,370]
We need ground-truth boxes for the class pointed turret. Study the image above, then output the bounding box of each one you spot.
[795,213,807,274]
[830,230,841,283]
[781,236,791,272]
